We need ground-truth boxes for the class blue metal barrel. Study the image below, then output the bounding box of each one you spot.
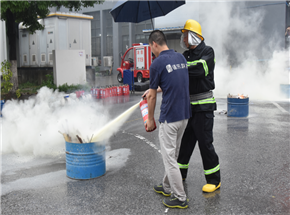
[1,100,4,117]
[123,69,134,91]
[227,97,249,117]
[65,142,106,180]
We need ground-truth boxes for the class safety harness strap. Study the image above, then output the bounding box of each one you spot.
[190,91,213,102]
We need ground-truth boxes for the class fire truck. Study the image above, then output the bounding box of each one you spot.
[117,43,153,83]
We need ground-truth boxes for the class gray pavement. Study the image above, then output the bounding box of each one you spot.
[1,74,290,215]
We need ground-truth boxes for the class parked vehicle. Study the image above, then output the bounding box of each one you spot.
[117,43,154,83]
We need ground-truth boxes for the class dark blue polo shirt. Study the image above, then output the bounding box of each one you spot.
[150,49,191,123]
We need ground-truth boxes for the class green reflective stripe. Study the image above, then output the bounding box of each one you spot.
[214,58,216,63]
[204,164,220,175]
[178,163,189,169]
[187,61,198,66]
[187,59,209,76]
[190,97,216,105]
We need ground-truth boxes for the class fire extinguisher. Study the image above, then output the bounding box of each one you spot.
[109,86,112,97]
[140,99,157,132]
[93,88,96,98]
[121,84,126,95]
[102,87,105,98]
[99,88,102,99]
[96,87,100,99]
[118,85,123,96]
[126,84,130,95]
[105,87,109,98]
[112,85,115,97]
[124,84,129,95]
[114,86,117,97]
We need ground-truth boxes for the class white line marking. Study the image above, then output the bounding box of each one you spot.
[272,102,288,113]
[122,131,161,154]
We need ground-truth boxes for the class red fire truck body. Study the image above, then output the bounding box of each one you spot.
[117,43,153,83]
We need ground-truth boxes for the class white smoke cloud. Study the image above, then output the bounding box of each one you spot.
[214,50,288,99]
[1,87,111,157]
[198,2,289,100]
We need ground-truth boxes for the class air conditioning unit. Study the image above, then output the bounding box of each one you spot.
[92,57,98,66]
[103,56,113,67]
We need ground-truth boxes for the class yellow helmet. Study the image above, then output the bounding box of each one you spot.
[182,19,204,40]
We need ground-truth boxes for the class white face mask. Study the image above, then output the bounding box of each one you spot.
[188,31,202,46]
[180,31,202,49]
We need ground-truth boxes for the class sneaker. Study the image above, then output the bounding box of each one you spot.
[153,184,171,197]
[202,182,221,193]
[163,196,188,209]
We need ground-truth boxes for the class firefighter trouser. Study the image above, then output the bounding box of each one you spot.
[159,119,188,202]
[177,111,220,185]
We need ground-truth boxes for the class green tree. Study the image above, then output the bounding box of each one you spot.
[0,0,103,92]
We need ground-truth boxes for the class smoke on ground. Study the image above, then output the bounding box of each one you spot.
[1,87,114,157]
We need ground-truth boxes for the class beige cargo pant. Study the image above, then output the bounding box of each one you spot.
[159,119,188,202]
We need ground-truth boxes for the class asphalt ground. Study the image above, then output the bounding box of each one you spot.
[1,74,290,215]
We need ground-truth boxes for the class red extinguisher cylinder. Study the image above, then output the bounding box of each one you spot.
[99,88,102,99]
[96,88,100,99]
[140,99,157,132]
[118,86,123,96]
[100,88,104,99]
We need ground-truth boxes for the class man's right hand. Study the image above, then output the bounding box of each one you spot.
[145,118,155,131]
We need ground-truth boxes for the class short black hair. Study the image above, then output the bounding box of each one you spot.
[149,30,167,46]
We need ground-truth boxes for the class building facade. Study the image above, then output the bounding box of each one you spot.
[53,1,289,74]
[1,1,289,83]
[51,1,154,74]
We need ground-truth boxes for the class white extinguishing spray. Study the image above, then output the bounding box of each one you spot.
[90,97,156,143]
[140,98,157,132]
[91,102,140,142]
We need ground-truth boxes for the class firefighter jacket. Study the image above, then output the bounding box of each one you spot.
[183,41,217,112]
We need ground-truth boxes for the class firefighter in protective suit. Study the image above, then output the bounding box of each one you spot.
[177,19,221,193]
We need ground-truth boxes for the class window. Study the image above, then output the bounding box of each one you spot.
[122,35,129,55]
[85,11,101,58]
[23,54,27,63]
[124,48,134,62]
[103,9,113,56]
[32,54,36,62]
[49,53,53,62]
[41,54,46,62]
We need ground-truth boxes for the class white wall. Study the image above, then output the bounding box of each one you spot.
[0,20,7,64]
[53,50,86,86]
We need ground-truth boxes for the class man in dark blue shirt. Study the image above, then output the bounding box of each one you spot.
[143,30,191,209]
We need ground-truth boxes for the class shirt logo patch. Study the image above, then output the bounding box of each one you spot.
[166,64,173,73]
